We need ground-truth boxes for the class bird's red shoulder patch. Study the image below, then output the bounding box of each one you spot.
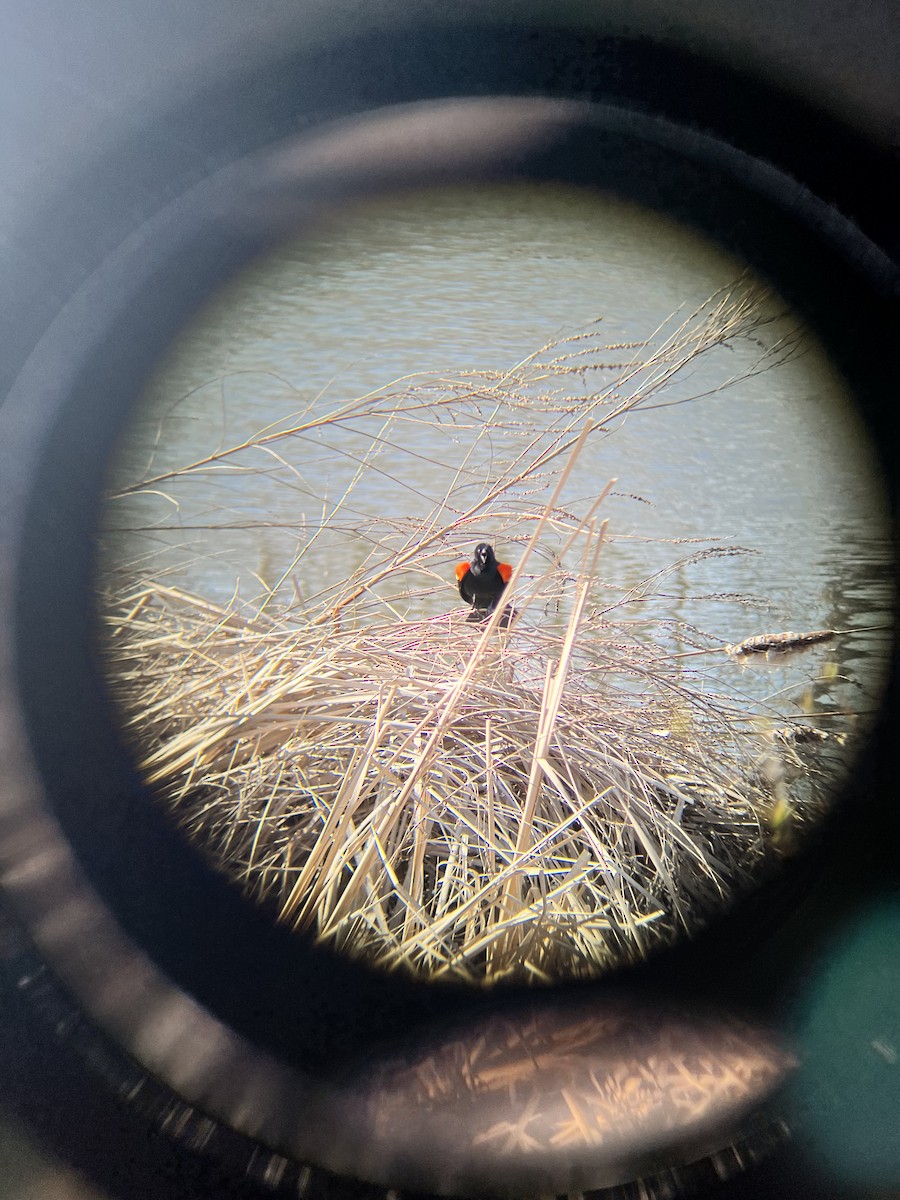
[497,562,513,583]
[455,562,470,581]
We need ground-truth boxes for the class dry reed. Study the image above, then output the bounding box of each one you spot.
[103,579,789,983]
[98,279,839,985]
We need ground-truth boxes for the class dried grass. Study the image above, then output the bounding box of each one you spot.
[98,278,833,985]
[100,564,808,986]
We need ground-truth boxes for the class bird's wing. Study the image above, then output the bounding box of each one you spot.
[497,562,513,583]
[456,564,472,603]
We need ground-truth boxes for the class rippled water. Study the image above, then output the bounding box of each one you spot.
[102,183,893,722]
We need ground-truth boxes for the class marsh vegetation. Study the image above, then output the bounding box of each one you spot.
[98,279,875,985]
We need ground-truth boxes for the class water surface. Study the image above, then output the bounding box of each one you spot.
[102,183,893,726]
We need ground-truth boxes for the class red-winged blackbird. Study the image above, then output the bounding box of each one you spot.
[455,542,513,624]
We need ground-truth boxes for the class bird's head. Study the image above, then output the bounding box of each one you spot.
[472,542,495,572]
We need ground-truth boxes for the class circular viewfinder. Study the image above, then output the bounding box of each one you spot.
[96,163,892,987]
[3,88,897,1200]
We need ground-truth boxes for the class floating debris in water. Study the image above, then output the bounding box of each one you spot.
[726,629,836,656]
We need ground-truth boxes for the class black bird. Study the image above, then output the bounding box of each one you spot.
[455,542,514,624]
